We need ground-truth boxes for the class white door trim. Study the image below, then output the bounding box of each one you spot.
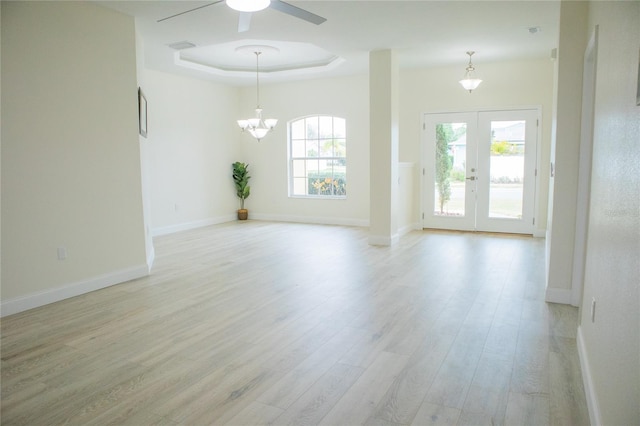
[421,107,541,235]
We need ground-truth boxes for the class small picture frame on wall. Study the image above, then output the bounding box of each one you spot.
[138,88,148,137]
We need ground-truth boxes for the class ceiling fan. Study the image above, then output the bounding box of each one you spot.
[157,0,327,33]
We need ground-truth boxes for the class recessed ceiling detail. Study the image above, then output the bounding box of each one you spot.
[167,40,197,50]
[97,1,561,85]
[234,44,281,56]
[174,39,344,78]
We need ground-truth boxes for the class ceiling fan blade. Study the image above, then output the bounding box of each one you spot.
[238,12,252,32]
[157,1,224,23]
[269,0,327,25]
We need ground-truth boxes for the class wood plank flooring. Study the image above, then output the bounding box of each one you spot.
[1,222,590,425]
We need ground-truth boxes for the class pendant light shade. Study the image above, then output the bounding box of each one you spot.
[459,51,483,93]
[226,0,270,12]
[237,108,276,140]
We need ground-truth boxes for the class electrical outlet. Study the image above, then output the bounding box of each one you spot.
[591,297,596,323]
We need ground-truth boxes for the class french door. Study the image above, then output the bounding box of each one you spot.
[423,109,538,234]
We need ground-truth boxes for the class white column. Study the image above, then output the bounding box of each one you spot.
[545,0,588,305]
[369,49,399,245]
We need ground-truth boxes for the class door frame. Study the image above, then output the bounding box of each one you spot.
[420,106,543,235]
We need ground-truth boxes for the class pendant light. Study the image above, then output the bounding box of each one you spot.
[237,50,277,141]
[459,51,483,93]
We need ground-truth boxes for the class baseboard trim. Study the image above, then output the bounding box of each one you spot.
[152,215,236,236]
[0,264,149,317]
[369,233,400,246]
[250,213,369,228]
[577,326,601,426]
[545,287,573,305]
[152,214,370,236]
[398,222,420,237]
[533,228,546,238]
[146,245,156,273]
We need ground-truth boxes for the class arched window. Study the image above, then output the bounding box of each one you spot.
[288,115,346,198]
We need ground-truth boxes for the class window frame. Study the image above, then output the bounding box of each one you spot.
[288,115,347,199]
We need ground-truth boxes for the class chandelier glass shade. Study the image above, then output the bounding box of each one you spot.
[226,0,270,12]
[237,51,277,141]
[459,51,483,93]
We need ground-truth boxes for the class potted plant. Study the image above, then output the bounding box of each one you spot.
[232,161,251,220]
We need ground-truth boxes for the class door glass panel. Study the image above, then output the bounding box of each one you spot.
[488,120,525,218]
[434,122,467,216]
[425,110,536,234]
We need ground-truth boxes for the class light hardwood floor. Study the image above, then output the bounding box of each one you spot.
[1,222,590,425]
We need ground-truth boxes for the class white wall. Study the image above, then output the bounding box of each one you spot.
[369,49,400,245]
[399,59,554,232]
[136,30,155,268]
[238,75,370,226]
[1,1,147,314]
[545,1,589,304]
[236,60,554,231]
[143,70,241,235]
[398,163,417,233]
[578,2,640,424]
[0,2,3,300]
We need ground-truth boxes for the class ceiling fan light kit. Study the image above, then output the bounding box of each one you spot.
[158,0,326,32]
[226,0,271,13]
[459,51,483,93]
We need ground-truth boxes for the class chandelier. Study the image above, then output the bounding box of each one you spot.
[237,50,277,141]
[459,51,483,93]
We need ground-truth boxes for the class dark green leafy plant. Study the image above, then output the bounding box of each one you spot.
[232,162,251,209]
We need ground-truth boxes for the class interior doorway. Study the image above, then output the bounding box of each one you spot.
[423,109,539,234]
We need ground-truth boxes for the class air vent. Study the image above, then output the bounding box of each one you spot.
[168,41,196,50]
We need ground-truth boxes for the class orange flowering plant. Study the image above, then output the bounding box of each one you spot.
[309,173,346,196]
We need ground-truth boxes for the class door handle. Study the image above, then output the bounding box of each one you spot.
[466,176,476,181]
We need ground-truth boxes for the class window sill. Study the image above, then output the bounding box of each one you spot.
[289,195,347,200]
